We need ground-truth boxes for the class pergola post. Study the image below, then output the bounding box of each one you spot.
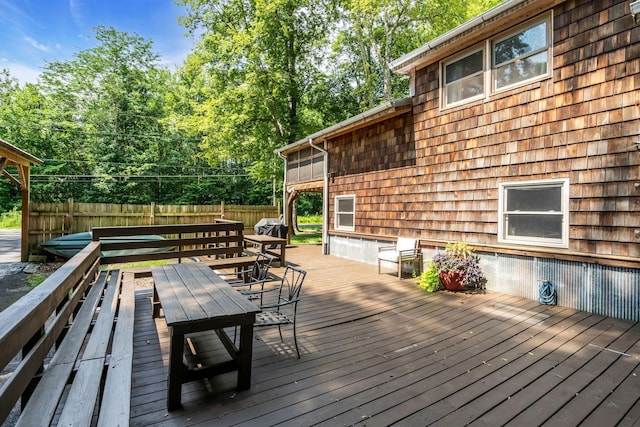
[0,139,42,262]
[19,165,30,262]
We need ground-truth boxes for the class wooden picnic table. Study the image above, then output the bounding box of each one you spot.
[243,234,287,266]
[151,262,261,411]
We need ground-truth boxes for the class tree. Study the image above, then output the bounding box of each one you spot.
[175,0,336,184]
[37,26,191,203]
[334,0,503,108]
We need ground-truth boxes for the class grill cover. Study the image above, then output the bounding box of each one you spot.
[254,218,287,239]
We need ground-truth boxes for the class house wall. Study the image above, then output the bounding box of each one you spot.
[325,0,640,320]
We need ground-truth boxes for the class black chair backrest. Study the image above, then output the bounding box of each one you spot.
[279,265,306,303]
[250,253,273,282]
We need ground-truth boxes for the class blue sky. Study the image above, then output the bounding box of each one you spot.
[0,0,194,84]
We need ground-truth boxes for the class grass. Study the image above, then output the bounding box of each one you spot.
[27,273,48,287]
[0,208,21,229]
[291,216,323,244]
[291,231,322,245]
[298,215,321,224]
[101,259,172,270]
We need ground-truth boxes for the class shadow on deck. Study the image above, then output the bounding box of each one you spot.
[130,244,640,426]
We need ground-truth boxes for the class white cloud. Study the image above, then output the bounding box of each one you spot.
[69,0,84,27]
[24,36,50,52]
[1,62,41,85]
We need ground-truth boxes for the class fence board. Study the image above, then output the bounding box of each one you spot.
[29,199,278,255]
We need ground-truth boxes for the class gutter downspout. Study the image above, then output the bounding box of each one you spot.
[309,137,329,255]
[277,151,288,238]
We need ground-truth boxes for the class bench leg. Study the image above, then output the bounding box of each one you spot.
[167,328,185,410]
[152,285,161,318]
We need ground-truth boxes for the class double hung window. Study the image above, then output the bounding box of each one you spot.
[335,195,355,231]
[441,14,551,109]
[492,18,549,91]
[498,179,569,248]
[443,49,484,106]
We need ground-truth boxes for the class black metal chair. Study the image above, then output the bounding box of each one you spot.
[221,253,273,305]
[251,265,306,358]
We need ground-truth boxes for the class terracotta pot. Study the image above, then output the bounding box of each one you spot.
[439,271,465,291]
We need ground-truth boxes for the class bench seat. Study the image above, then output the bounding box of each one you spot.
[16,269,134,427]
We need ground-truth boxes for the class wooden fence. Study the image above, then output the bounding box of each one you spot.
[29,199,279,255]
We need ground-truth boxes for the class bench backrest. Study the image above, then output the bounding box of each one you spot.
[93,220,245,265]
[0,241,101,424]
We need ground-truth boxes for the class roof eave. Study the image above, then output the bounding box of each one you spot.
[0,138,43,166]
[390,0,559,75]
[276,97,413,155]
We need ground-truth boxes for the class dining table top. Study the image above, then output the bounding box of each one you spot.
[151,262,261,329]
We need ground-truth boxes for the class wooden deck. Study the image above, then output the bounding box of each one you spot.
[130,244,640,426]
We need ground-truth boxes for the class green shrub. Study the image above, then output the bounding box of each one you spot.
[0,208,21,229]
[417,260,442,292]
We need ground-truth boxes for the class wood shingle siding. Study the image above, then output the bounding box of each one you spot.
[327,0,640,263]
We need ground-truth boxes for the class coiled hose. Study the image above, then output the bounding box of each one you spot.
[539,280,557,305]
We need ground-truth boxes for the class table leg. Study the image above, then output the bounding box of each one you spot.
[167,327,185,410]
[236,323,254,390]
[280,243,285,266]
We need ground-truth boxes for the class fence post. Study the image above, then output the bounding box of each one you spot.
[221,201,225,219]
[150,202,156,225]
[65,198,74,234]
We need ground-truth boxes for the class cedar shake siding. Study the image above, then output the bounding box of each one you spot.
[329,0,640,262]
[330,113,416,176]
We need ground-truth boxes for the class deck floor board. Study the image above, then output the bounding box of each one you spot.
[129,245,640,426]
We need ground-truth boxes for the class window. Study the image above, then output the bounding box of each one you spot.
[440,14,551,108]
[443,49,484,107]
[498,179,569,248]
[286,145,326,184]
[335,195,355,231]
[492,18,550,91]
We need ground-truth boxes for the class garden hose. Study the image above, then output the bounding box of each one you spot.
[538,280,557,305]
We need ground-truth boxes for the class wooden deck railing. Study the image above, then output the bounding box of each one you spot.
[0,221,249,425]
[0,242,101,423]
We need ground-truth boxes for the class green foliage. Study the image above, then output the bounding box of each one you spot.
[298,215,322,224]
[0,207,21,228]
[27,273,47,288]
[296,193,322,216]
[174,0,338,185]
[443,241,473,259]
[0,1,503,210]
[417,260,442,292]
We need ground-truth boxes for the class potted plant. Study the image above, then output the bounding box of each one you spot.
[417,259,442,292]
[432,242,486,291]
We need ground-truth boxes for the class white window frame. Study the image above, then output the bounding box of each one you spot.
[439,13,552,110]
[441,47,485,109]
[335,194,356,232]
[498,178,569,248]
[491,15,552,93]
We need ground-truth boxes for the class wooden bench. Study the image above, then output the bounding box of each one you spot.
[243,234,287,266]
[0,241,137,426]
[14,269,134,427]
[93,220,246,265]
[199,255,257,281]
[0,222,252,426]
